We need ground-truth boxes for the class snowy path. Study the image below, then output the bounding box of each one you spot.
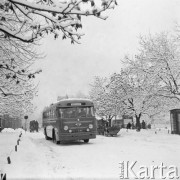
[1,129,180,179]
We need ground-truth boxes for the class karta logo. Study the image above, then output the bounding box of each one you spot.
[119,161,180,179]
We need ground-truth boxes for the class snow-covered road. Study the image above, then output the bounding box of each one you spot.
[1,128,180,179]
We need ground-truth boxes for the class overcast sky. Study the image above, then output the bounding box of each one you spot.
[31,0,180,120]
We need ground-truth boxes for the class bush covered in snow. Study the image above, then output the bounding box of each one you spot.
[1,128,15,133]
[1,128,25,133]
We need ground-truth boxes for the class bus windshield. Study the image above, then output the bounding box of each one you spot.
[58,107,94,119]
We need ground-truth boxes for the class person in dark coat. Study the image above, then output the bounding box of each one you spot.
[131,122,135,129]
[126,122,132,129]
[141,120,146,129]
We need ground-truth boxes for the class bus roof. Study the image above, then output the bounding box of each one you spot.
[43,98,94,112]
[57,98,94,107]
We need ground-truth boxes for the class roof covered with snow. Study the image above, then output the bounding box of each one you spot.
[43,98,94,111]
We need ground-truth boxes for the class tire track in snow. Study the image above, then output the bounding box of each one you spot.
[27,132,72,177]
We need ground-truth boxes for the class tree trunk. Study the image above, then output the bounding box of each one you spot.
[108,115,113,127]
[135,114,141,131]
[108,118,112,127]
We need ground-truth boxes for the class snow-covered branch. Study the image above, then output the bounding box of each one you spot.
[0,0,117,43]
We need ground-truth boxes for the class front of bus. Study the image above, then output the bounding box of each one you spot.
[57,99,96,142]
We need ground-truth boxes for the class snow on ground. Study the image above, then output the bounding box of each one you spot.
[0,129,21,176]
[14,128,25,134]
[0,128,180,180]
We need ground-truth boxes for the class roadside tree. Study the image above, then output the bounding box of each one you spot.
[0,0,117,118]
[109,65,170,129]
[0,0,117,43]
[136,33,180,102]
[89,76,123,126]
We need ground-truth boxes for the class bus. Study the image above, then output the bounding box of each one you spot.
[42,99,96,144]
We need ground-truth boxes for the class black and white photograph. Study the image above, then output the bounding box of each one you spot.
[1,0,180,179]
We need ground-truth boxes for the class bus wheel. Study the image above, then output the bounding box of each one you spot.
[45,133,51,140]
[53,130,60,144]
[84,139,89,143]
[44,128,50,140]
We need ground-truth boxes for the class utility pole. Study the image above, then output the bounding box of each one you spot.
[0,117,1,126]
[24,115,28,132]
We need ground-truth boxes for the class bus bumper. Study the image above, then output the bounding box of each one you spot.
[59,132,96,141]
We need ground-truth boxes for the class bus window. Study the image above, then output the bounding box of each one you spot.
[59,109,64,118]
[86,107,94,117]
[87,107,91,117]
[66,108,76,118]
[58,107,95,118]
[91,107,95,116]
[59,108,76,118]
[77,108,86,117]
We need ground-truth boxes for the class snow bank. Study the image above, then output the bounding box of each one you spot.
[1,128,15,133]
[14,128,25,134]
[1,128,25,133]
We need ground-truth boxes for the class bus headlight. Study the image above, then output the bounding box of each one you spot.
[89,124,93,129]
[64,126,68,131]
[69,130,72,133]
[87,128,90,132]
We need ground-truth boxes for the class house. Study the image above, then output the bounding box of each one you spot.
[0,114,22,130]
[112,115,133,128]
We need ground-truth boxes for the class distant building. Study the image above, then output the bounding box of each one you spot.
[122,115,133,127]
[112,119,123,127]
[112,115,133,128]
[97,119,108,128]
[0,114,22,129]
